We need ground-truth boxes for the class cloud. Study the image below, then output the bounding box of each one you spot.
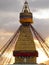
[0,11,20,32]
[29,0,49,9]
[0,0,49,12]
[33,9,49,19]
[0,0,24,12]
[32,18,49,38]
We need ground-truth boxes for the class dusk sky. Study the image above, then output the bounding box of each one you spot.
[0,0,49,38]
[0,0,49,64]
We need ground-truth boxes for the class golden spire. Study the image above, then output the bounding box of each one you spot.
[22,0,30,13]
[20,0,33,24]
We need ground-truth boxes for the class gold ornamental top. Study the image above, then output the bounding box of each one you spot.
[22,0,30,13]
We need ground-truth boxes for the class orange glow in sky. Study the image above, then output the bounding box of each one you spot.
[34,39,49,63]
